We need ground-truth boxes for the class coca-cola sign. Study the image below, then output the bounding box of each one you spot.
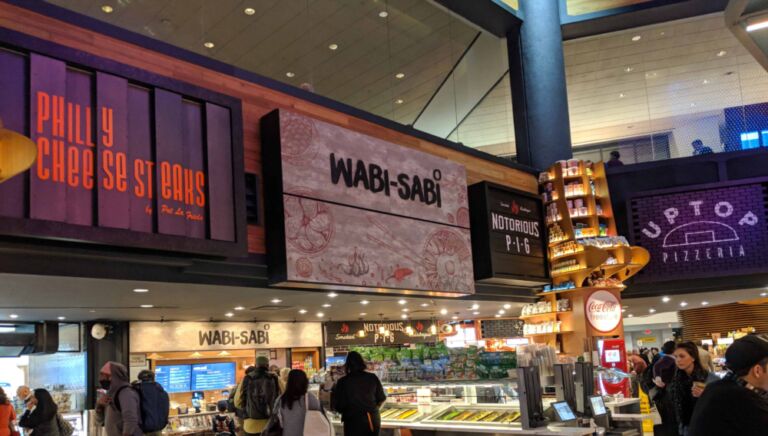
[585,290,622,333]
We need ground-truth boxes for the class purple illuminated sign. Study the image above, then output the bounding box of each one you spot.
[631,182,768,281]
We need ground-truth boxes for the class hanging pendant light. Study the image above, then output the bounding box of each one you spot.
[0,118,37,184]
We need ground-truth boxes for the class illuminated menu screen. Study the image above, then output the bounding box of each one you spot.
[155,365,192,393]
[191,362,236,391]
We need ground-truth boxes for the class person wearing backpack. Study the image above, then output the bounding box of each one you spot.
[131,369,170,435]
[212,401,236,435]
[96,361,144,436]
[235,357,279,435]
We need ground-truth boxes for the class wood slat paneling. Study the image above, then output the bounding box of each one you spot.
[0,2,537,254]
[679,302,768,342]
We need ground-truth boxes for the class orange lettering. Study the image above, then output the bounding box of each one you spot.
[52,96,64,138]
[184,168,194,205]
[172,164,183,201]
[67,146,79,187]
[67,102,73,143]
[83,149,94,190]
[52,139,65,182]
[133,160,145,198]
[36,137,50,180]
[115,152,127,192]
[74,103,83,145]
[145,161,155,199]
[36,91,49,134]
[101,107,113,147]
[85,106,94,147]
[102,150,114,190]
[195,171,205,207]
[160,161,171,200]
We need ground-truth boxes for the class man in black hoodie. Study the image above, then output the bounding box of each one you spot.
[688,334,768,435]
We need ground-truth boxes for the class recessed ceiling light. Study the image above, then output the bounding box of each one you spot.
[328,292,338,298]
[746,21,768,32]
[322,303,332,308]
[420,303,429,307]
[203,42,215,49]
[298,309,307,314]
[662,296,671,303]
[761,292,767,297]
[89,309,96,313]
[702,79,710,85]
[503,304,511,309]
[624,66,634,73]
[398,299,407,305]
[271,298,282,304]
[285,72,295,78]
[133,288,149,293]
[494,314,501,318]
[689,103,696,107]
[317,312,324,318]
[9,314,18,319]
[649,308,656,313]
[57,316,66,320]
[360,300,369,305]
[471,304,479,310]
[244,7,256,15]
[498,309,506,315]
[395,72,405,79]
[234,306,245,311]
[680,301,688,307]
[328,43,338,50]
[701,301,709,306]
[140,304,153,309]
[225,312,234,318]
[451,316,458,320]
[631,35,642,41]
[619,93,626,98]
[401,314,408,319]
[440,309,448,315]
[360,312,367,316]
[395,98,404,105]
[402,308,409,312]
[717,50,727,57]
[628,314,634,318]
[646,72,657,78]
[101,5,114,13]
[621,308,627,313]
[659,31,666,36]
[379,11,389,18]
[473,311,480,315]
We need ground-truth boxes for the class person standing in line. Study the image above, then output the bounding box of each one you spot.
[606,150,624,167]
[18,389,60,435]
[652,341,678,436]
[0,388,18,436]
[95,361,143,436]
[691,139,714,155]
[211,401,235,436]
[651,347,661,365]
[236,357,279,435]
[332,351,386,436]
[267,369,328,436]
[668,342,718,435]
[688,334,768,436]
[232,367,254,436]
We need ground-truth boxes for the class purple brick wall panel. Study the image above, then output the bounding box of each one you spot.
[0,50,27,218]
[205,103,235,242]
[127,85,153,233]
[96,72,130,229]
[65,69,94,226]
[154,89,186,236]
[182,100,206,239]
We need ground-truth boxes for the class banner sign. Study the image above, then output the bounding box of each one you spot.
[324,320,437,346]
[262,110,474,295]
[631,181,768,281]
[0,47,245,256]
[129,322,322,352]
[469,182,548,286]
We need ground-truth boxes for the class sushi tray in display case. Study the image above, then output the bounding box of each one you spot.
[379,404,423,423]
[423,405,522,427]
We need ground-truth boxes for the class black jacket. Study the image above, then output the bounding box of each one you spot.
[688,378,768,436]
[332,371,386,417]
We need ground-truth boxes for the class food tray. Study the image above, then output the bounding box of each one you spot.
[379,406,423,423]
[423,406,522,426]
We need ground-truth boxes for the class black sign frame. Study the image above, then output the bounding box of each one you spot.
[468,181,549,287]
[324,320,438,347]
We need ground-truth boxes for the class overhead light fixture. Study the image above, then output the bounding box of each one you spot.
[234,306,245,311]
[316,312,324,318]
[452,316,458,320]
[360,300,369,305]
[244,7,256,15]
[746,20,768,32]
[498,309,506,315]
[203,42,215,49]
[328,43,338,50]
[328,292,338,298]
[101,5,114,13]
[631,35,642,41]
[429,324,437,335]
[471,304,479,310]
[646,72,657,79]
[402,308,409,312]
[473,311,480,316]
[690,103,696,108]
[322,304,332,308]
[420,303,429,307]
[9,314,17,319]
[680,301,688,307]
[628,314,634,318]
[133,288,149,293]
[440,308,448,315]
[218,350,231,356]
[761,292,768,297]
[395,98,404,105]
[225,312,234,318]
[190,352,202,358]
[395,72,405,79]
[398,299,407,305]
[140,304,153,309]
[717,50,727,57]
[379,11,389,18]
[494,314,501,318]
[621,308,627,313]
[701,301,709,306]
[401,314,408,319]
[619,93,626,98]
[649,308,656,314]
[271,298,282,304]
[503,304,512,310]
[662,296,671,303]
[702,79,710,85]
[360,312,367,316]
[624,66,634,73]
[298,309,307,314]
[285,72,295,78]
[57,316,66,320]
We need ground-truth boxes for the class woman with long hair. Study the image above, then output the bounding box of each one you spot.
[269,369,326,436]
[669,341,718,435]
[332,351,386,436]
[0,387,17,436]
[19,388,60,435]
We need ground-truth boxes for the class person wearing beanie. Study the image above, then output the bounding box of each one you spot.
[689,334,768,435]
[234,358,279,435]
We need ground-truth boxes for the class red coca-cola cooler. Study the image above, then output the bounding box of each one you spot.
[596,338,631,397]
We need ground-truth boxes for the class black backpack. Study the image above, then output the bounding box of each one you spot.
[115,382,170,433]
[245,373,279,420]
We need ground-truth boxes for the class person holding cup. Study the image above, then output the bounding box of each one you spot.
[668,342,718,435]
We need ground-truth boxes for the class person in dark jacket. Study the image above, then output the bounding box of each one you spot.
[19,388,60,436]
[235,357,278,435]
[652,341,678,436]
[332,351,386,436]
[668,341,717,435]
[606,150,624,167]
[96,361,143,436]
[211,402,235,435]
[689,334,768,436]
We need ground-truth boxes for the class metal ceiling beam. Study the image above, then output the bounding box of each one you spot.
[725,0,768,72]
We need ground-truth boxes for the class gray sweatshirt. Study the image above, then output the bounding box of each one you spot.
[96,362,143,436]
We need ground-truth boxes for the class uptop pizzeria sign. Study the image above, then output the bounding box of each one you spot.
[261,110,474,295]
[0,48,245,256]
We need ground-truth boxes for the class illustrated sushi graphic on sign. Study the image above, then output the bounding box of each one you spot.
[632,182,768,281]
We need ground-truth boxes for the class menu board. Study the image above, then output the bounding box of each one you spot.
[155,364,192,393]
[191,362,236,391]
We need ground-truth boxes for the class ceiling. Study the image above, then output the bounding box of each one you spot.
[620,286,768,321]
[0,273,524,323]
[45,0,478,127]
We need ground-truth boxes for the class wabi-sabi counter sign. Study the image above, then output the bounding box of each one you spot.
[631,182,768,281]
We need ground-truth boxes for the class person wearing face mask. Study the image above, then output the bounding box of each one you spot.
[667,342,718,435]
[688,334,768,436]
[95,361,143,436]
